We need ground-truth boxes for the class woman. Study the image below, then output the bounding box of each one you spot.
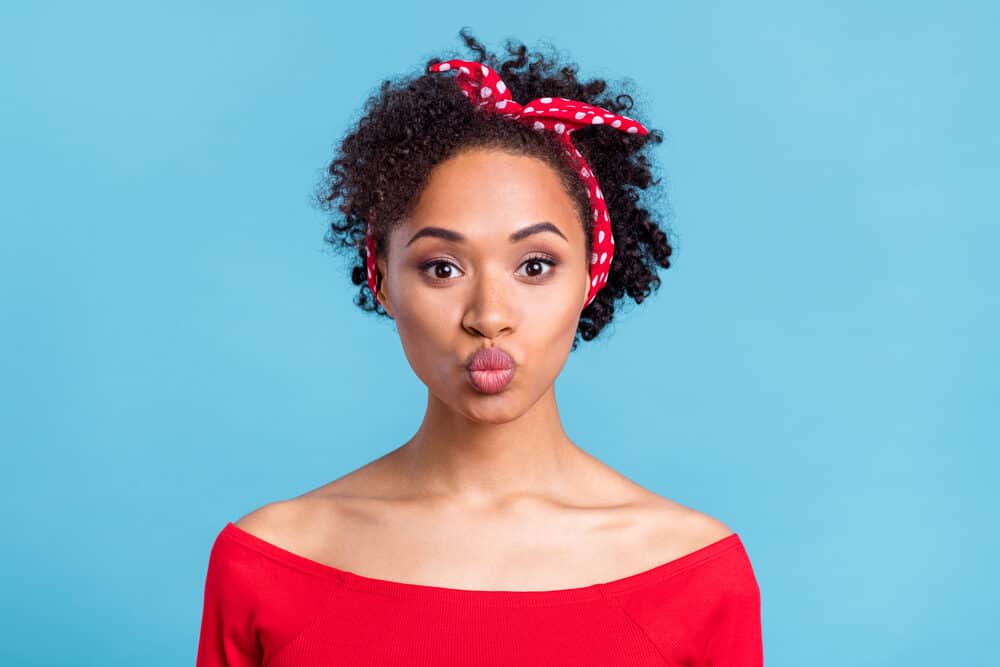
[197,29,762,666]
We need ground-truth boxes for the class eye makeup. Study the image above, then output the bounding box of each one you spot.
[417,252,560,282]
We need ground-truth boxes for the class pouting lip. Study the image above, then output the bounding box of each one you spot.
[465,346,516,372]
[466,366,515,394]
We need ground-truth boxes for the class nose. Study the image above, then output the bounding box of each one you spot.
[461,264,515,339]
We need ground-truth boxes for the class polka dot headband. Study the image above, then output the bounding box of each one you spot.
[365,58,649,310]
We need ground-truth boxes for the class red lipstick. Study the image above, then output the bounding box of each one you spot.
[465,347,515,394]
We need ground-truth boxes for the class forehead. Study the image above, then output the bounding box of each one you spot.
[407,147,580,232]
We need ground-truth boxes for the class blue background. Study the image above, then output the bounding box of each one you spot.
[2,1,997,664]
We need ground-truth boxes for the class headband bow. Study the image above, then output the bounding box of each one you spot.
[365,58,649,310]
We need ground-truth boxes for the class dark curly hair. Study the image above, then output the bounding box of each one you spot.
[312,28,675,350]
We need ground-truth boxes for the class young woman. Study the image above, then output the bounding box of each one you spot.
[197,30,762,666]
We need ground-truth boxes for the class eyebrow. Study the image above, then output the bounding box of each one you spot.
[405,221,568,247]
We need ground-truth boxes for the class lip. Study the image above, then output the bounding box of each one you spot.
[465,347,516,394]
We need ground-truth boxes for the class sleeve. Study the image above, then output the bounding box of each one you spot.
[195,531,263,667]
[703,558,763,667]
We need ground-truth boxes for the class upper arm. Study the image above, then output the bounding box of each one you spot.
[196,527,264,666]
[703,550,762,666]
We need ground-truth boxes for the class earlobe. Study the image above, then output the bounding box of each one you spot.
[376,273,393,318]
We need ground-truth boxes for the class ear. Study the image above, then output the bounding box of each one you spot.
[375,261,394,319]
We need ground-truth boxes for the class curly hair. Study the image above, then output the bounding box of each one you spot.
[312,28,675,350]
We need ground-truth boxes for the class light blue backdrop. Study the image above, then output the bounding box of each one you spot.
[2,1,996,665]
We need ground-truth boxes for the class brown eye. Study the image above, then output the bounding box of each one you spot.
[421,260,462,280]
[420,256,558,282]
[518,255,557,278]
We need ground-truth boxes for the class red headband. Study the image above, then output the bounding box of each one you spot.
[365,58,649,310]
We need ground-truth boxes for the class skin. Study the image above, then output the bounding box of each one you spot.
[236,147,734,591]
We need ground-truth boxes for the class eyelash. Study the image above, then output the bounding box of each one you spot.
[419,254,558,281]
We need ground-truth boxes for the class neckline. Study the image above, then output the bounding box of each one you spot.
[220,521,743,606]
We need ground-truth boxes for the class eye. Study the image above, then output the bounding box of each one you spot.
[419,255,558,281]
[517,254,558,279]
[420,259,464,281]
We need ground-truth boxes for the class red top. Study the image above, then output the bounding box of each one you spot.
[196,522,762,666]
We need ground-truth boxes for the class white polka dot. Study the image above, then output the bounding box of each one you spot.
[595,186,603,199]
[548,107,559,112]
[496,100,507,109]
[438,63,451,71]
[604,113,614,117]
[540,97,552,103]
[627,126,638,133]
[554,123,565,133]
[611,119,622,128]
[593,209,599,221]
[591,116,604,125]
[599,252,607,264]
[533,121,545,130]
[481,64,489,76]
[525,106,534,113]
[610,234,615,245]
[574,111,586,120]
[592,275,599,287]
[591,252,598,264]
[580,167,589,177]
[496,81,506,94]
[480,86,492,98]
[575,149,582,157]
[604,210,609,221]
[459,66,470,74]
[598,230,605,243]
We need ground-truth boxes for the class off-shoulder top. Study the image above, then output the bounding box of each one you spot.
[196,521,762,666]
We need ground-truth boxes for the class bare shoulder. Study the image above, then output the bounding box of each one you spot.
[629,491,738,559]
[579,451,736,553]
[230,453,394,552]
[233,492,346,555]
[234,498,300,543]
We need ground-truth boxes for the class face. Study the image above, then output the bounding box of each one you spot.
[375,147,591,422]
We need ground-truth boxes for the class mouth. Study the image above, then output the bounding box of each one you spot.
[466,367,515,394]
[465,347,516,394]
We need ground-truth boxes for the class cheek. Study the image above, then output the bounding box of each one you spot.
[519,285,582,381]
[391,291,459,385]
[526,265,586,334]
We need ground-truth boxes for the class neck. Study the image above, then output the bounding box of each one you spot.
[393,385,589,508]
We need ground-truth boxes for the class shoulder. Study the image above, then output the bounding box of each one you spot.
[629,491,738,560]
[233,498,299,538]
[233,493,341,554]
[610,497,761,665]
[579,452,736,554]
[230,467,380,555]
[636,495,757,597]
[671,501,737,546]
[202,501,321,607]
